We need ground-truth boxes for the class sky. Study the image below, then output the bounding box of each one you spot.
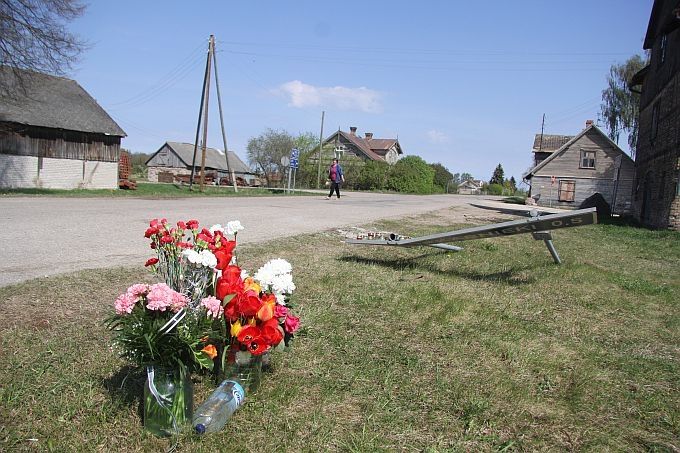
[69,0,653,183]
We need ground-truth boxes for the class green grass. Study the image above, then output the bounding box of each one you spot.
[0,182,315,198]
[0,211,678,451]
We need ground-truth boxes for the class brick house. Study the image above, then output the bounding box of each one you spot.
[0,66,126,189]
[629,0,680,229]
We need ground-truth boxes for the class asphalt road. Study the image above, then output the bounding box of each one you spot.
[0,192,515,287]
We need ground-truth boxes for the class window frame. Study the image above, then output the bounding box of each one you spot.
[580,149,596,169]
[558,179,576,202]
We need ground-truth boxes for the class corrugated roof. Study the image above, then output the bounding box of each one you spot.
[164,142,253,173]
[532,134,574,152]
[0,65,126,136]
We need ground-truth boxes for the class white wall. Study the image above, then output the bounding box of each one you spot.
[0,154,118,189]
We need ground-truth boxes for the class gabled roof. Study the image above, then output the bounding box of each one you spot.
[324,129,402,161]
[147,141,253,174]
[643,0,680,49]
[532,134,574,153]
[0,65,126,137]
[523,125,632,179]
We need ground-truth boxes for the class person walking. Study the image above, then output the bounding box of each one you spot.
[326,158,345,199]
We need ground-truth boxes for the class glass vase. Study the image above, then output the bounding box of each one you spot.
[143,366,193,437]
[222,348,262,395]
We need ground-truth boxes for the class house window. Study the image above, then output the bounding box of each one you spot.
[660,34,668,65]
[651,103,660,142]
[334,145,346,159]
[580,150,596,169]
[558,180,575,202]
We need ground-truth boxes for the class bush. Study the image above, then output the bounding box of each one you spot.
[486,183,504,195]
[386,156,435,194]
[355,160,390,190]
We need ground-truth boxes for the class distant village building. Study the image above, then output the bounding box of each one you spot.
[457,179,483,195]
[629,0,680,230]
[523,121,635,214]
[321,127,404,165]
[0,66,126,189]
[145,141,257,185]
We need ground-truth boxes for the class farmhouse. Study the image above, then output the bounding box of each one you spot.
[146,141,257,185]
[629,0,680,230]
[457,179,483,195]
[523,121,635,214]
[322,127,403,165]
[0,66,126,189]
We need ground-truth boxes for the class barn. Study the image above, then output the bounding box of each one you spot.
[146,141,258,185]
[0,66,126,189]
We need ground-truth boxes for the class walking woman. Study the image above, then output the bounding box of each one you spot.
[326,158,345,199]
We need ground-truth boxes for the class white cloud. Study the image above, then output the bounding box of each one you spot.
[426,129,449,144]
[275,80,383,113]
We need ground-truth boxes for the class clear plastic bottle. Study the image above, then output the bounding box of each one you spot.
[192,380,245,434]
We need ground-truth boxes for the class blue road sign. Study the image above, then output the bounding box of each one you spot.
[291,148,299,159]
[290,158,299,169]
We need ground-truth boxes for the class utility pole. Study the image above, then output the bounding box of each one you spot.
[538,113,545,153]
[317,110,324,189]
[198,35,214,192]
[212,38,238,192]
[189,37,211,191]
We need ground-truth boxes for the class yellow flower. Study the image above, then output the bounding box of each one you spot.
[230,320,242,337]
[244,277,261,294]
[248,317,257,326]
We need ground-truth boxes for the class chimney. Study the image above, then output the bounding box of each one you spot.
[365,132,373,140]
[585,119,594,128]
[349,126,357,136]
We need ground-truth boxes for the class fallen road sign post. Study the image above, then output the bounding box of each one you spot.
[346,207,598,264]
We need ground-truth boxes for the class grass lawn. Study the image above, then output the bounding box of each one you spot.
[0,209,678,451]
[0,182,316,198]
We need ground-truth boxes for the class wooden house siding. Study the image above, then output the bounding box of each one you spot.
[527,127,635,214]
[0,124,120,162]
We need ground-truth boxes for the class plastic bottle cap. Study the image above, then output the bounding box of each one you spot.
[195,424,206,435]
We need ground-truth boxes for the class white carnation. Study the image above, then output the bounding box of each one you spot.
[209,224,224,235]
[226,220,244,236]
[199,250,217,268]
[182,249,200,264]
[271,273,295,294]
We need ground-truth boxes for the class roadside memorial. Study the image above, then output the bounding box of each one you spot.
[106,218,300,438]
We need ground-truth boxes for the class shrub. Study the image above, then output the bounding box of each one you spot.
[386,156,435,194]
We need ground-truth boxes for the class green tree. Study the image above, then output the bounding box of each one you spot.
[246,128,295,187]
[509,176,517,192]
[600,54,646,156]
[356,160,389,190]
[429,162,453,192]
[386,155,435,194]
[490,164,505,185]
[460,172,473,182]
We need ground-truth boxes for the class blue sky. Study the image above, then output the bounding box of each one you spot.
[70,0,652,183]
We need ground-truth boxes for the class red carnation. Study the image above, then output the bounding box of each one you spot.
[187,219,199,230]
[144,257,159,267]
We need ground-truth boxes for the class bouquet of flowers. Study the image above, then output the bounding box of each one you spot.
[106,217,300,434]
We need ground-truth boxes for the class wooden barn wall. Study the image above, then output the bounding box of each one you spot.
[146,144,187,168]
[531,129,635,214]
[0,124,121,162]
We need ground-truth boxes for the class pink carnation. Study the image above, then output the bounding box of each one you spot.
[114,292,137,315]
[201,296,222,319]
[146,283,182,312]
[284,314,300,334]
[127,283,149,299]
[274,304,288,319]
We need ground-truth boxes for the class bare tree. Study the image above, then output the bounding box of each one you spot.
[0,0,86,95]
[246,128,295,187]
